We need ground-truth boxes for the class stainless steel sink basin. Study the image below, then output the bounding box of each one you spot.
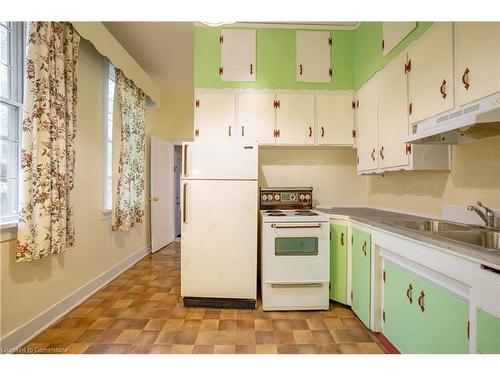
[387,220,472,232]
[435,230,500,251]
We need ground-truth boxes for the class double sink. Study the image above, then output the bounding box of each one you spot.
[385,220,500,252]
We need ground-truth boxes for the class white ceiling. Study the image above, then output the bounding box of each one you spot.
[104,22,194,92]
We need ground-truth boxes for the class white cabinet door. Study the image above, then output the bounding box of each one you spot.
[195,93,235,141]
[408,23,455,124]
[356,78,379,172]
[382,22,417,56]
[237,93,276,144]
[316,94,354,145]
[455,22,500,106]
[221,29,256,82]
[296,31,331,83]
[276,94,315,145]
[378,53,410,169]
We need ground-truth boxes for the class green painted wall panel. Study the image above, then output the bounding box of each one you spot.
[330,223,348,303]
[354,22,433,89]
[194,27,354,90]
[477,309,500,354]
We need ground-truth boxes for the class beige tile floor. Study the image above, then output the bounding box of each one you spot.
[20,240,387,354]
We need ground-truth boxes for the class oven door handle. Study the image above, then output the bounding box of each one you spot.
[271,224,322,229]
[270,282,324,288]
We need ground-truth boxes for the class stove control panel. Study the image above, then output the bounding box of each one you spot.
[259,188,313,210]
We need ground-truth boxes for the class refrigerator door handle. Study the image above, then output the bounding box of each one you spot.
[182,183,188,223]
[183,144,188,177]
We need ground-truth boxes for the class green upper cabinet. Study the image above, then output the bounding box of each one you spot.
[194,27,354,90]
[477,309,500,354]
[383,260,469,354]
[351,227,371,328]
[330,223,348,304]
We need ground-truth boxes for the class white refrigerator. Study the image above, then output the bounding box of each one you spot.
[180,142,258,308]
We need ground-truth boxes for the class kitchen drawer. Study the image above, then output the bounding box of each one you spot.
[475,265,500,319]
[261,282,329,311]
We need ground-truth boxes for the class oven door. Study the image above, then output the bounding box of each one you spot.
[261,222,330,283]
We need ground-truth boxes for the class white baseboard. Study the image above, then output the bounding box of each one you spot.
[0,244,150,352]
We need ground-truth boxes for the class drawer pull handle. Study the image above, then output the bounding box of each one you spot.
[271,283,323,288]
[418,290,425,312]
[379,146,384,160]
[299,64,303,75]
[371,149,376,161]
[308,126,312,138]
[406,283,413,304]
[462,68,470,90]
[440,79,447,99]
[321,126,325,138]
[361,241,367,256]
[340,232,344,246]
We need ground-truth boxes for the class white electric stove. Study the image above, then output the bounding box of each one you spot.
[259,187,330,311]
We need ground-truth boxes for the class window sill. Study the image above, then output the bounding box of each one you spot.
[1,220,18,242]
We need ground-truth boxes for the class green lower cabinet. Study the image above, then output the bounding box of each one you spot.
[383,260,469,354]
[330,223,348,304]
[477,309,500,354]
[351,227,371,328]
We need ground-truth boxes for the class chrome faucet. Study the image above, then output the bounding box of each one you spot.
[467,201,497,229]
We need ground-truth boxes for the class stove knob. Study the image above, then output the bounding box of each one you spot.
[267,194,273,201]
[274,194,280,201]
[290,194,296,201]
[299,194,305,201]
[305,194,311,201]
[262,194,267,201]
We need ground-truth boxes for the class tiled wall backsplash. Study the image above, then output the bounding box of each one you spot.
[368,135,500,217]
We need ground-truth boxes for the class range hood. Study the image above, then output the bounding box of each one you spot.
[405,93,500,144]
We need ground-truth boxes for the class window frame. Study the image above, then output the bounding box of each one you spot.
[1,21,25,226]
[102,61,115,215]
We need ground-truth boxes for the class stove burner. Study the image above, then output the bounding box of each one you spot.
[295,209,312,213]
[295,212,319,216]
[265,210,283,213]
[267,213,286,217]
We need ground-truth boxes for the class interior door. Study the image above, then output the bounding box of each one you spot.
[378,52,410,169]
[317,94,354,145]
[151,136,175,253]
[276,94,315,145]
[237,93,276,144]
[455,22,500,106]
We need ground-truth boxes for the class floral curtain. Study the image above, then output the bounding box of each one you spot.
[112,69,146,231]
[17,22,80,262]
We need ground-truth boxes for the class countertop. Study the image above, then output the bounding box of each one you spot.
[316,207,500,270]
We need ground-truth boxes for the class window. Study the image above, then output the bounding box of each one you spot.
[103,62,115,211]
[0,22,24,223]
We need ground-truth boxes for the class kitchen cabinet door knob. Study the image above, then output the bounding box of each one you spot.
[462,68,470,90]
[308,126,312,138]
[440,79,447,99]
[321,126,325,138]
[418,290,425,312]
[406,283,413,304]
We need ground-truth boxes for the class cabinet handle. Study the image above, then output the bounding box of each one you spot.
[406,283,413,304]
[250,63,253,75]
[462,68,470,90]
[241,126,245,137]
[371,149,376,161]
[440,79,447,99]
[308,126,312,138]
[340,232,344,246]
[418,290,425,312]
[379,146,384,160]
[182,183,188,223]
[361,241,367,256]
[183,144,188,177]
[321,126,325,138]
[228,126,231,137]
[299,64,303,75]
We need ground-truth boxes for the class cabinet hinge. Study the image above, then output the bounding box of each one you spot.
[329,282,331,291]
[357,157,359,165]
[330,232,332,241]
[219,35,223,44]
[194,129,199,137]
[383,310,386,322]
[352,129,356,138]
[381,39,385,50]
[408,102,413,115]
[328,37,333,46]
[405,144,412,155]
[329,68,333,77]
[352,101,356,110]
[351,290,353,300]
[467,321,470,340]
[356,100,359,108]
[195,99,200,108]
[383,270,386,282]
[351,235,353,245]
[405,59,412,74]
[218,67,223,75]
